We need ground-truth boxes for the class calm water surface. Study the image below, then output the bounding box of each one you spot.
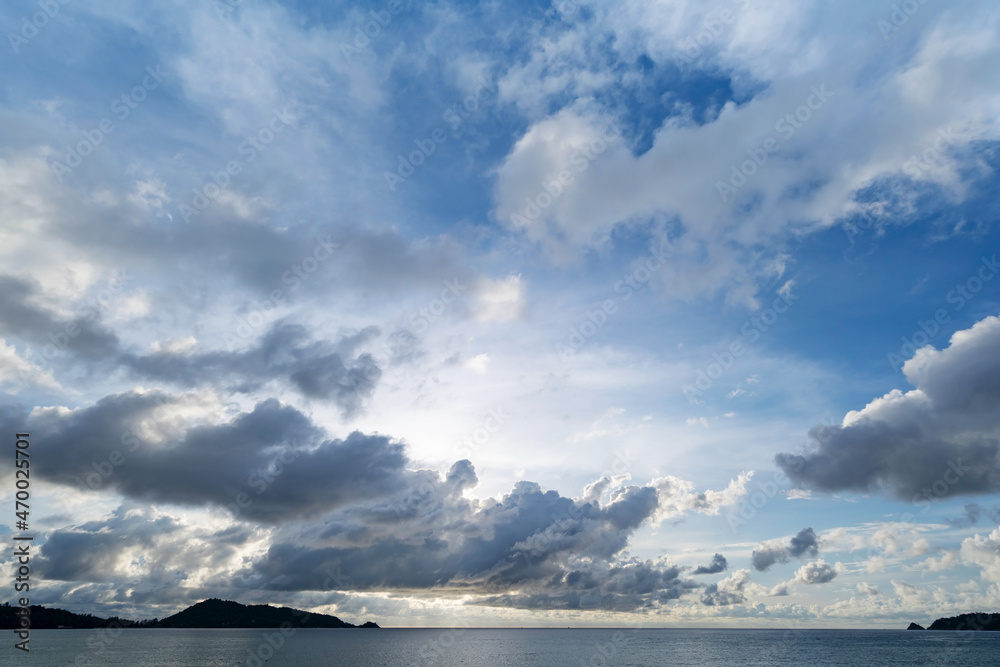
[6,628,1000,666]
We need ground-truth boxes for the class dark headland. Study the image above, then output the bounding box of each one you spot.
[0,599,379,630]
[907,613,1000,631]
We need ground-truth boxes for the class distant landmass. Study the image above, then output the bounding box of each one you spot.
[0,599,378,630]
[907,613,1000,631]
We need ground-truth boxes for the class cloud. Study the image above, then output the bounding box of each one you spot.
[891,579,925,602]
[789,526,821,558]
[0,390,746,612]
[0,268,385,418]
[651,471,752,523]
[0,273,122,362]
[961,527,1000,586]
[32,504,261,611]
[122,323,383,417]
[0,338,60,391]
[493,0,1000,305]
[915,550,958,573]
[34,506,184,583]
[463,353,490,375]
[475,274,524,322]
[793,560,839,585]
[856,582,881,596]
[950,502,1000,528]
[693,553,728,575]
[4,391,409,523]
[776,314,1000,500]
[751,527,819,571]
[237,478,701,611]
[701,569,752,606]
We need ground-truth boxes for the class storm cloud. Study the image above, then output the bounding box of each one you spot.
[776,315,1000,501]
[0,273,122,362]
[0,390,753,611]
[235,479,696,610]
[10,391,408,522]
[122,323,382,417]
[693,553,728,575]
[751,528,820,571]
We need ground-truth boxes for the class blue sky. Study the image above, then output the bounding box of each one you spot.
[1,0,999,629]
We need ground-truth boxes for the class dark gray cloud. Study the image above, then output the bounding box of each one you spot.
[42,182,474,299]
[241,481,651,582]
[0,274,121,360]
[0,274,384,417]
[693,553,728,575]
[474,561,699,612]
[122,322,381,417]
[230,477,701,611]
[751,528,819,571]
[34,508,181,583]
[789,527,820,558]
[33,505,261,616]
[4,391,407,522]
[776,315,1000,501]
[750,544,788,572]
[1,386,739,612]
[949,502,1000,528]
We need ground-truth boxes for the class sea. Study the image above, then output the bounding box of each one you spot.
[5,628,999,666]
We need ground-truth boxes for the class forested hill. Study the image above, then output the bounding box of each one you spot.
[0,599,379,629]
[926,613,1000,631]
[155,598,379,628]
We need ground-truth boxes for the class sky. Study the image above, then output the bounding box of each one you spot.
[1,0,999,629]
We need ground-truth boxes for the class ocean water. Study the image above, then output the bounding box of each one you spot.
[6,627,1000,666]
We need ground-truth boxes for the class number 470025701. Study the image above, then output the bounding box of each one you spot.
[15,434,30,529]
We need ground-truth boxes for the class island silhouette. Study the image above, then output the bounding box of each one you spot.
[906,613,1000,631]
[0,598,379,630]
